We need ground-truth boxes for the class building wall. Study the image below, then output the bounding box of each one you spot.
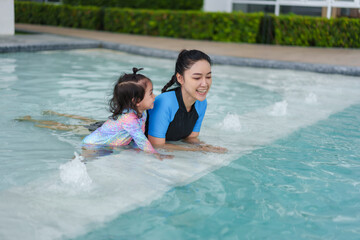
[203,0,232,12]
[0,0,14,35]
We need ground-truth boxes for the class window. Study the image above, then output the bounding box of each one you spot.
[233,3,275,14]
[280,6,323,17]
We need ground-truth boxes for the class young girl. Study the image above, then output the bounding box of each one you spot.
[81,67,168,158]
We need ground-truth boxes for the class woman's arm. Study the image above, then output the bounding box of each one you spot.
[149,134,227,153]
[183,132,201,144]
[148,135,199,151]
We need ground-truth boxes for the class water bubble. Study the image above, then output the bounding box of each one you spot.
[59,152,92,188]
[270,101,288,116]
[219,113,241,132]
[305,92,318,104]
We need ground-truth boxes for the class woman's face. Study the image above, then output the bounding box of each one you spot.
[177,60,212,103]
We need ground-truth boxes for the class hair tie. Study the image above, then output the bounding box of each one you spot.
[132,67,144,75]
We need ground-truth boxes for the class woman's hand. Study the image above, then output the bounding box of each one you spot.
[184,133,227,153]
[198,144,228,153]
[154,153,174,161]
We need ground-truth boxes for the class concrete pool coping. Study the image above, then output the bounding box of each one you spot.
[1,24,360,76]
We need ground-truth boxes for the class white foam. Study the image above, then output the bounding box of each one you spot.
[269,100,288,116]
[305,92,318,104]
[219,113,242,132]
[333,215,358,222]
[59,152,92,189]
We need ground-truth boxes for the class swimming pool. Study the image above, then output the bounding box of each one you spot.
[0,49,359,240]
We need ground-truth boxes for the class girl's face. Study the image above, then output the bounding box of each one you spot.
[177,60,212,103]
[137,80,155,113]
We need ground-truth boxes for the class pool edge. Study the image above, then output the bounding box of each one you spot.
[1,36,360,77]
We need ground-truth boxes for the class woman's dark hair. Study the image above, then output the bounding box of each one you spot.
[161,49,212,93]
[109,67,150,119]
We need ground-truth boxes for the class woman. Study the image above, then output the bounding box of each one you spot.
[146,49,227,153]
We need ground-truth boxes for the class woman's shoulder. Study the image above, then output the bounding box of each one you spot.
[156,89,177,100]
[195,99,207,113]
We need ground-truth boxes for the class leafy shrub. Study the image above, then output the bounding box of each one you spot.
[15,2,103,30]
[274,15,360,48]
[104,8,262,43]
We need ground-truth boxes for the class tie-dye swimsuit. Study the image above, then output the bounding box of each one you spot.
[82,109,157,154]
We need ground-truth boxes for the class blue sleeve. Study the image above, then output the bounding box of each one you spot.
[193,99,207,132]
[147,91,178,138]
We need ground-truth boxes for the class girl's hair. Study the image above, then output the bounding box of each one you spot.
[161,49,212,93]
[109,67,150,119]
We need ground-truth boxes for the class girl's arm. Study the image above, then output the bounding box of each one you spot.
[122,113,158,154]
[122,114,173,160]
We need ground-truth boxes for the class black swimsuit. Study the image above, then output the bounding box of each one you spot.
[146,87,207,141]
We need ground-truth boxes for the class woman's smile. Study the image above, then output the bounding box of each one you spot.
[196,88,208,96]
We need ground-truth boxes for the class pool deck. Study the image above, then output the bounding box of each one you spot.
[1,23,360,76]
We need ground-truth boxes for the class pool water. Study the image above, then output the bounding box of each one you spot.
[0,49,359,240]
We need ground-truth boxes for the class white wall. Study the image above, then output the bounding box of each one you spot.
[203,0,232,12]
[0,0,15,35]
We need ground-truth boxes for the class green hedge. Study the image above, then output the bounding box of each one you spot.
[15,2,103,30]
[14,2,360,48]
[104,8,262,42]
[274,15,360,48]
[62,0,203,10]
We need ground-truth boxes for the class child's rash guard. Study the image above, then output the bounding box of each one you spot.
[82,109,156,153]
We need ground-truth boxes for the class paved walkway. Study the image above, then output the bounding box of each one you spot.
[14,23,360,68]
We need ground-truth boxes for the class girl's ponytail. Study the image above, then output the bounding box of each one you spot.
[161,74,178,93]
[132,67,143,75]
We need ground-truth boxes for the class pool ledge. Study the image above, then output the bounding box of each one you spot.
[1,33,360,77]
[0,33,101,53]
[103,42,360,77]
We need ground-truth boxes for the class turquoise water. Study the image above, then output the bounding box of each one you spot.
[0,49,359,240]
